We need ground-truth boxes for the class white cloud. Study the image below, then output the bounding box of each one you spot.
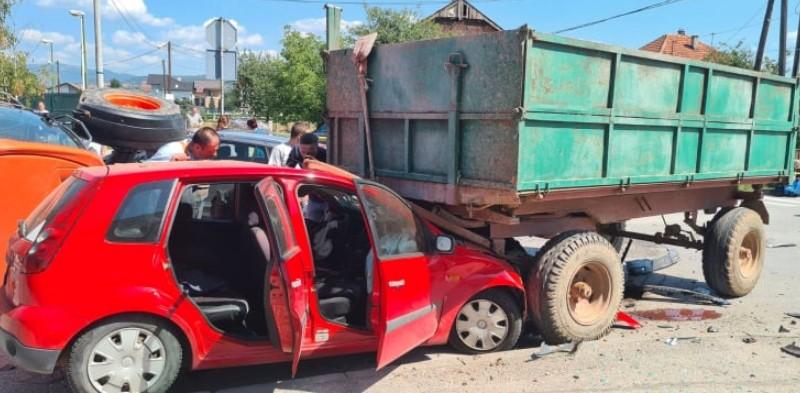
[36,0,173,27]
[19,28,76,46]
[239,33,263,47]
[111,30,150,47]
[289,17,362,37]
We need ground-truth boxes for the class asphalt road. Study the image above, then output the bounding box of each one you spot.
[2,196,799,392]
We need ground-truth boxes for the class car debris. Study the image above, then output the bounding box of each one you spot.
[707,326,720,333]
[766,242,797,248]
[743,337,758,344]
[624,249,680,276]
[781,341,800,358]
[786,312,800,319]
[531,341,581,359]
[639,285,731,306]
[614,311,642,329]
[779,325,791,333]
[664,337,699,346]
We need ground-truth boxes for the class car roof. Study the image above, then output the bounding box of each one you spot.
[82,160,348,184]
[218,130,287,145]
[0,138,103,166]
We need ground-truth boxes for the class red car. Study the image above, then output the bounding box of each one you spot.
[1,161,524,393]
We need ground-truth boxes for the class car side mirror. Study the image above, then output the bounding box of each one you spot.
[435,235,454,253]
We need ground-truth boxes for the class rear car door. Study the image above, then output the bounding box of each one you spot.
[255,177,307,376]
[355,180,438,369]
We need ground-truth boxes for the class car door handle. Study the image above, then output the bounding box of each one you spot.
[388,279,405,288]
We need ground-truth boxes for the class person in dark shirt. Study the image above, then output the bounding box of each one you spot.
[286,132,327,168]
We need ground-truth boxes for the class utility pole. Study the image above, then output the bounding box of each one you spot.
[161,59,167,99]
[56,60,60,91]
[167,41,172,95]
[219,18,225,115]
[778,0,787,75]
[793,11,800,76]
[755,0,775,71]
[41,39,54,92]
[93,0,104,88]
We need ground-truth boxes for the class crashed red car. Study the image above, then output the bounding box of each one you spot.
[1,161,525,393]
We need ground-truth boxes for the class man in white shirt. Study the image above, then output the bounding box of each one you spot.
[268,121,309,166]
[186,107,203,130]
[148,127,220,162]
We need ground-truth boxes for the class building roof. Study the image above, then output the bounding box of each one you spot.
[194,80,221,92]
[145,75,193,92]
[427,0,502,31]
[640,29,716,61]
[57,82,82,91]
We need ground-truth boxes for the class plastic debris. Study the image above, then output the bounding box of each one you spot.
[781,341,800,357]
[779,325,791,333]
[742,337,757,344]
[664,337,699,346]
[640,285,731,306]
[707,326,720,333]
[767,242,797,248]
[786,312,800,319]
[531,341,580,359]
[614,311,642,329]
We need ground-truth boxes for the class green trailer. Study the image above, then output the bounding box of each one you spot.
[326,27,798,344]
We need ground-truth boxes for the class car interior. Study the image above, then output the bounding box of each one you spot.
[167,182,277,340]
[297,184,372,328]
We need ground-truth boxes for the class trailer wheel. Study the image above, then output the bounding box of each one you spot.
[703,207,765,297]
[528,231,624,344]
[599,222,627,252]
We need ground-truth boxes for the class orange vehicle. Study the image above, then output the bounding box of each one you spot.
[0,106,103,277]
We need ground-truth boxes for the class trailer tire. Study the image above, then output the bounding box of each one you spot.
[599,222,627,253]
[74,89,186,150]
[703,207,765,297]
[528,231,624,344]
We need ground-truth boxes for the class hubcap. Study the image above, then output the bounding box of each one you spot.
[455,299,509,351]
[738,231,760,279]
[567,262,613,326]
[87,327,166,393]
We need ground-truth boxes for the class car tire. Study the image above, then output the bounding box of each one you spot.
[65,317,183,393]
[74,89,186,150]
[448,289,522,354]
[528,231,624,344]
[702,207,765,297]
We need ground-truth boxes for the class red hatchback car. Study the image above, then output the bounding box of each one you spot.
[1,161,525,393]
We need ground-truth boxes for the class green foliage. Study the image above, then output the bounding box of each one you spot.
[109,78,122,88]
[346,6,446,45]
[234,27,325,122]
[0,0,15,49]
[704,41,779,74]
[0,52,44,97]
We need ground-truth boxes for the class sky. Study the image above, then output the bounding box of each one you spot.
[8,0,800,78]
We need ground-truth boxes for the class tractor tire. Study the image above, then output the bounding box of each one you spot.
[75,89,186,150]
[527,231,624,344]
[702,207,765,297]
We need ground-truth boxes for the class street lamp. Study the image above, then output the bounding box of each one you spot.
[41,39,54,92]
[69,10,87,91]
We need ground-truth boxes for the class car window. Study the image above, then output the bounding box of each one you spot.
[0,108,80,148]
[180,183,235,222]
[107,180,174,243]
[24,176,88,241]
[217,141,267,163]
[258,180,297,258]
[358,183,423,259]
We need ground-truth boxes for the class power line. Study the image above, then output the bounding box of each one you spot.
[720,2,768,46]
[553,0,688,34]
[108,0,163,48]
[104,47,162,66]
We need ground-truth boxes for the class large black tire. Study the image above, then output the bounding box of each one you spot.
[75,89,186,150]
[703,207,765,297]
[527,231,624,344]
[448,289,523,354]
[599,222,627,253]
[65,317,183,393]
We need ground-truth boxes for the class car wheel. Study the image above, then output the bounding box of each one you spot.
[449,289,522,354]
[65,317,183,393]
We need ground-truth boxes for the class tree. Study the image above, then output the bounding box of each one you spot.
[234,28,325,122]
[109,78,122,88]
[347,6,447,45]
[705,41,779,74]
[0,1,43,98]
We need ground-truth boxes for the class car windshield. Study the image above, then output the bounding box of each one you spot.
[0,108,81,148]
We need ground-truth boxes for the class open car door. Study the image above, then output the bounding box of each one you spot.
[355,180,438,370]
[255,177,307,376]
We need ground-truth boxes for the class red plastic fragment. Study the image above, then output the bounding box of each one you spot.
[615,311,642,329]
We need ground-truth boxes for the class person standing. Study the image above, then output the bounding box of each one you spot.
[285,132,326,168]
[216,115,230,131]
[33,101,49,115]
[186,107,203,130]
[269,121,309,166]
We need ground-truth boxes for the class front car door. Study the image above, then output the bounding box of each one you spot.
[355,180,438,369]
[255,177,307,376]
